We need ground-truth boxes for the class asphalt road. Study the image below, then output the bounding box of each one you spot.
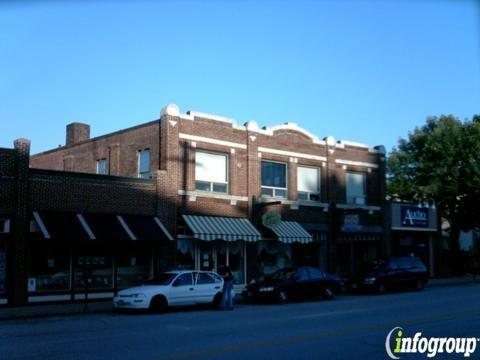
[2,283,480,360]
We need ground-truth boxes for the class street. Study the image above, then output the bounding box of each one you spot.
[2,283,480,360]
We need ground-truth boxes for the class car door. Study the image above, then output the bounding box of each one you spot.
[168,273,195,306]
[291,267,311,299]
[307,267,326,297]
[194,272,222,304]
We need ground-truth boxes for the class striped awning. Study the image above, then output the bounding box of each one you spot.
[266,221,313,244]
[182,215,261,242]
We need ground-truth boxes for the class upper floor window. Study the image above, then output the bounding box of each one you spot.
[96,158,107,175]
[346,172,366,205]
[261,161,287,199]
[195,150,228,193]
[297,166,320,201]
[138,149,150,179]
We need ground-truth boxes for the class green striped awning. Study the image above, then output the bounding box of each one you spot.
[182,215,261,242]
[266,221,313,244]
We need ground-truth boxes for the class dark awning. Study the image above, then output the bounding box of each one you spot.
[31,211,92,241]
[337,225,382,242]
[121,215,173,242]
[183,215,261,242]
[299,223,328,241]
[266,221,313,244]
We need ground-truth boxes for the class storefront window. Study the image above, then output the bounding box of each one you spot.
[228,242,245,284]
[116,248,151,289]
[74,255,113,290]
[0,241,5,295]
[175,239,195,270]
[254,241,292,278]
[28,243,70,293]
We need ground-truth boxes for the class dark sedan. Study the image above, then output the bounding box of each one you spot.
[242,266,345,303]
[349,256,428,294]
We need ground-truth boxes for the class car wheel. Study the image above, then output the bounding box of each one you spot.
[212,292,222,310]
[323,287,334,300]
[377,282,386,294]
[415,279,424,291]
[149,295,168,313]
[278,290,289,304]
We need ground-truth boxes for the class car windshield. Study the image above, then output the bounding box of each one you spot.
[269,268,296,281]
[143,273,177,285]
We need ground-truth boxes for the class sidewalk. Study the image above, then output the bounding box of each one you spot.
[1,276,478,321]
[0,300,113,321]
[428,275,479,288]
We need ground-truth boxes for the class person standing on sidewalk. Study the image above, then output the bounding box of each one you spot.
[220,266,234,310]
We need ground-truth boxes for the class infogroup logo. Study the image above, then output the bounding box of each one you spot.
[385,327,479,359]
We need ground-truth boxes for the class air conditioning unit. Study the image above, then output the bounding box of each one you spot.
[354,196,366,205]
[0,219,10,234]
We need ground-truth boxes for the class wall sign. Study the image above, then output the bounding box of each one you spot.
[401,206,429,228]
[262,212,281,227]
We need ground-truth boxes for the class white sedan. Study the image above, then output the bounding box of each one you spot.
[113,270,224,311]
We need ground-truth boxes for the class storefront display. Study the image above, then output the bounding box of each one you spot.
[116,246,152,289]
[28,242,70,293]
[74,255,113,290]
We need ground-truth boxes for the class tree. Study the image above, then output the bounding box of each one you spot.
[387,115,480,273]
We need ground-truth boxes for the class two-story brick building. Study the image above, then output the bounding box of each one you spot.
[1,104,387,306]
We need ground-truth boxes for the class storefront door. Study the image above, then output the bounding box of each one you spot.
[199,243,216,271]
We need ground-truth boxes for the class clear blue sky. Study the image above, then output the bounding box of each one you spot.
[1,0,479,154]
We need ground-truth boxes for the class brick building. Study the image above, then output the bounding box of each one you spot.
[1,104,387,306]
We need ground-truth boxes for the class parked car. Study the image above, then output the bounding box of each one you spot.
[349,256,428,294]
[113,270,224,311]
[242,266,345,304]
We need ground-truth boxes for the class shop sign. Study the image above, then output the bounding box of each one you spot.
[401,206,429,228]
[262,212,281,227]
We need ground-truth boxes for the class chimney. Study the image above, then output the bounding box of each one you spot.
[66,122,90,147]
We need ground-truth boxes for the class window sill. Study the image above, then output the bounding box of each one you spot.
[178,190,248,203]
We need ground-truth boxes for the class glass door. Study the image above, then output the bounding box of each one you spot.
[199,242,215,271]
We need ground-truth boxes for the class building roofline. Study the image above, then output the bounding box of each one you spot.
[31,119,160,157]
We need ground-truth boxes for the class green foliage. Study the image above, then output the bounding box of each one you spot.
[387,115,480,231]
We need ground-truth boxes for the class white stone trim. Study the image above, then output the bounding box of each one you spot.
[117,215,137,241]
[335,159,379,169]
[0,298,7,305]
[257,197,328,208]
[179,133,246,150]
[258,147,327,162]
[259,123,327,145]
[33,212,51,239]
[154,217,174,241]
[178,190,248,202]
[336,204,381,211]
[76,214,96,240]
[29,294,71,303]
[74,292,114,300]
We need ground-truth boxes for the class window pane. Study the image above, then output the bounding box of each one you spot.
[297,191,309,200]
[74,255,113,290]
[195,181,211,192]
[174,273,193,286]
[261,187,273,197]
[174,240,195,270]
[297,167,319,193]
[261,161,286,188]
[138,149,150,176]
[0,242,4,295]
[28,244,70,293]
[346,172,365,203]
[212,183,227,193]
[97,159,107,175]
[274,189,287,199]
[196,151,227,183]
[196,272,215,285]
[116,248,151,289]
